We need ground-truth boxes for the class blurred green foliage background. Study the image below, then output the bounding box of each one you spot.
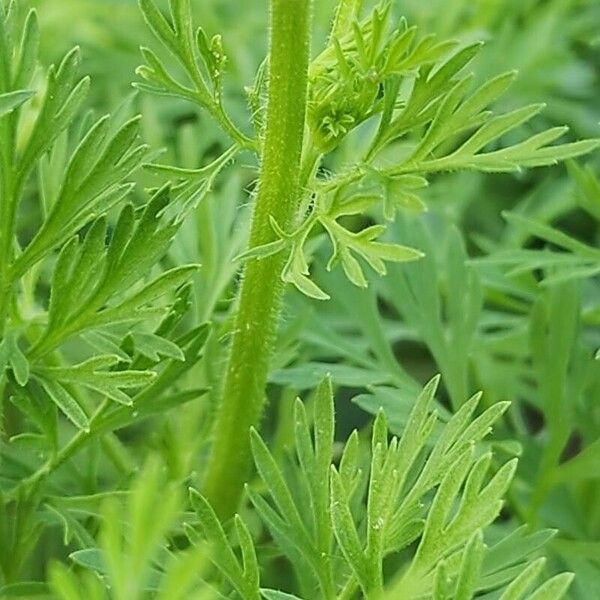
[4,0,600,597]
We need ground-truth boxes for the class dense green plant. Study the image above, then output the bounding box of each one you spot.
[47,378,574,599]
[133,0,597,517]
[0,0,208,582]
[0,0,599,598]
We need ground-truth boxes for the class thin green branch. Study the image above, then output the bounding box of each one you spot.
[0,111,17,336]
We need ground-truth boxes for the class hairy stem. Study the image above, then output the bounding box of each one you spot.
[0,112,16,337]
[202,0,313,520]
[208,101,257,152]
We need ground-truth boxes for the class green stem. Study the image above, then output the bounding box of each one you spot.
[209,102,257,152]
[202,0,313,520]
[0,118,17,337]
[4,398,109,503]
[339,577,359,600]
